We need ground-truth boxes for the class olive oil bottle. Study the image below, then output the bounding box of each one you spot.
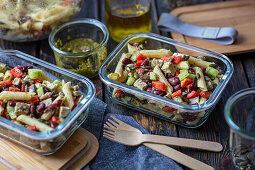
[105,0,152,42]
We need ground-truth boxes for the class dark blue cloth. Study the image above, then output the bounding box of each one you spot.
[82,98,183,170]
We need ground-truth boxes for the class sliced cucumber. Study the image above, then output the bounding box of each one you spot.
[150,72,158,81]
[126,77,136,86]
[28,69,42,80]
[37,86,44,98]
[178,70,189,81]
[205,67,219,77]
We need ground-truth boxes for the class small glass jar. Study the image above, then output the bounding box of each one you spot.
[105,0,152,42]
[49,18,109,78]
[225,88,255,170]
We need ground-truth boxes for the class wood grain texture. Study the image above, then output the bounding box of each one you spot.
[170,0,255,55]
[66,129,99,170]
[0,128,88,170]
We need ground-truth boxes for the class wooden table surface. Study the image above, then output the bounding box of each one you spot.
[0,0,252,169]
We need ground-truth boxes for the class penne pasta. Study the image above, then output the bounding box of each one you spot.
[153,65,173,94]
[188,56,215,68]
[128,44,139,54]
[17,115,53,132]
[194,67,208,91]
[140,49,172,58]
[108,53,128,82]
[0,91,36,101]
[63,81,74,109]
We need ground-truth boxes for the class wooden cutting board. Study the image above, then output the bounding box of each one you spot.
[170,0,255,55]
[0,128,99,170]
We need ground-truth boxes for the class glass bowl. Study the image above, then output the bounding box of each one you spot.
[99,32,234,128]
[0,0,84,42]
[0,50,95,155]
[225,88,255,169]
[49,18,109,78]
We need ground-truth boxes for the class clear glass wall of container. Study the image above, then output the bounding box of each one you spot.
[225,88,255,169]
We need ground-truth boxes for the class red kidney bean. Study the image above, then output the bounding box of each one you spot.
[133,43,139,47]
[180,112,197,122]
[173,84,181,91]
[146,88,153,93]
[30,103,35,114]
[19,65,33,73]
[201,67,206,73]
[189,82,198,91]
[50,121,59,128]
[141,59,149,66]
[36,103,45,113]
[9,100,20,107]
[123,92,134,97]
[43,87,48,93]
[47,103,57,110]
[168,77,180,86]
[122,58,132,65]
[56,99,62,106]
[152,89,163,96]
[146,77,152,86]
[188,68,195,74]
[139,72,145,77]
[216,66,222,74]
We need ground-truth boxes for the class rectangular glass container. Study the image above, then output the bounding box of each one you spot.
[99,33,233,128]
[0,50,95,154]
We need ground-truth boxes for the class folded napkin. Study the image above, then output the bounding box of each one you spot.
[157,13,238,45]
[82,98,182,170]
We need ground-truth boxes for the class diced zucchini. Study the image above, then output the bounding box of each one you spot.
[173,96,183,103]
[53,79,62,92]
[126,77,136,86]
[37,86,44,98]
[135,95,145,101]
[7,102,16,119]
[121,96,132,103]
[130,54,137,62]
[199,97,207,104]
[0,73,4,78]
[177,61,190,70]
[0,106,4,116]
[59,117,65,123]
[205,67,219,77]
[28,69,52,82]
[7,102,15,113]
[28,69,42,80]
[53,79,61,86]
[150,72,158,81]
[9,112,17,119]
[188,73,196,80]
[35,83,42,88]
[0,63,6,73]
[178,70,189,81]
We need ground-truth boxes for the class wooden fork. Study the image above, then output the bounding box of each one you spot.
[103,116,216,170]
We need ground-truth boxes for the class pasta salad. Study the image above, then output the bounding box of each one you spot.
[108,43,223,125]
[0,63,83,132]
[0,0,82,41]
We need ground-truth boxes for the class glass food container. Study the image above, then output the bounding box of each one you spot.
[225,88,255,169]
[0,0,84,42]
[49,18,109,78]
[0,50,95,155]
[99,33,234,128]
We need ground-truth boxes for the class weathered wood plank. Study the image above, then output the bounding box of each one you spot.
[242,52,255,87]
[0,40,37,57]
